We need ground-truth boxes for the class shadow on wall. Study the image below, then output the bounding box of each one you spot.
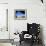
[40,25,45,46]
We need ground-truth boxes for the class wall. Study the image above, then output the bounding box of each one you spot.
[9,0,46,45]
[0,0,8,3]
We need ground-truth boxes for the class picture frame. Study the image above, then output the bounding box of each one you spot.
[14,9,27,20]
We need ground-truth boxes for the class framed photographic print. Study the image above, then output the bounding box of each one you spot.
[14,9,27,20]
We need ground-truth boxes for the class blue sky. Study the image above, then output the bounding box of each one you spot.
[16,12,25,16]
